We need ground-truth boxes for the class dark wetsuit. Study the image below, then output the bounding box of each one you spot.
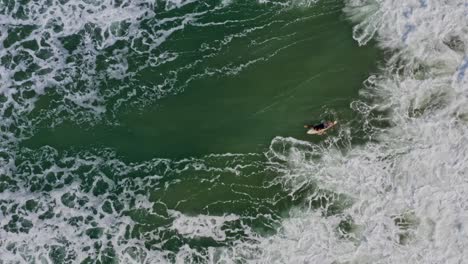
[305,123,326,130]
[313,123,325,130]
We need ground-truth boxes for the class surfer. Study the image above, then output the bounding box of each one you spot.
[304,121,337,134]
[304,121,333,130]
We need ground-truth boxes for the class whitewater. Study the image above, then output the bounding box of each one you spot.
[0,0,467,263]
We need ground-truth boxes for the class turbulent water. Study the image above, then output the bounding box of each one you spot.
[1,0,468,263]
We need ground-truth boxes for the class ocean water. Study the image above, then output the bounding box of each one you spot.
[0,0,467,263]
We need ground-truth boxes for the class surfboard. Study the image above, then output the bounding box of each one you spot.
[307,121,338,135]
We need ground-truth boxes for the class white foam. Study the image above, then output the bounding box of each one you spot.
[0,0,153,142]
[169,210,240,241]
[0,148,275,262]
[165,0,198,11]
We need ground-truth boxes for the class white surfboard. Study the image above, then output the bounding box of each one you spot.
[307,121,338,135]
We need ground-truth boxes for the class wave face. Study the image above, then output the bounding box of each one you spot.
[1,0,467,263]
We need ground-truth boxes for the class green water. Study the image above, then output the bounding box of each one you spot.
[3,0,381,261]
[23,0,379,161]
